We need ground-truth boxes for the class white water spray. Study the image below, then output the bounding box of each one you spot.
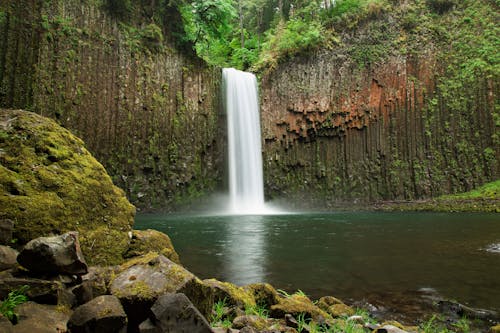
[223,68,273,215]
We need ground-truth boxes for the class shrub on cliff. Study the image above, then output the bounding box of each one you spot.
[0,109,135,265]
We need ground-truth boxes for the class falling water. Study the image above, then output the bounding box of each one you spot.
[223,68,269,214]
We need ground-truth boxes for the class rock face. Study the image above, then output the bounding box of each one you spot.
[259,1,498,206]
[67,295,127,333]
[17,232,87,275]
[10,301,71,333]
[0,110,135,265]
[143,293,214,333]
[0,0,223,211]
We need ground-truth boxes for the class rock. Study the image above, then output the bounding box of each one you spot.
[124,229,180,264]
[0,219,14,245]
[373,324,410,333]
[144,293,213,333]
[17,232,88,275]
[70,281,94,306]
[110,253,212,329]
[437,300,497,320]
[316,296,344,311]
[347,315,365,324]
[204,278,256,308]
[139,318,160,333]
[0,313,13,333]
[0,277,64,304]
[240,327,259,333]
[327,303,355,317]
[0,245,18,271]
[67,295,127,333]
[81,265,120,297]
[270,294,330,322]
[244,283,281,308]
[13,301,71,333]
[0,109,135,265]
[233,314,268,330]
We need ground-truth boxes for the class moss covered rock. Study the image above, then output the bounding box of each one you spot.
[203,278,256,308]
[244,283,281,308]
[327,303,355,318]
[124,229,180,264]
[270,294,330,321]
[0,109,135,265]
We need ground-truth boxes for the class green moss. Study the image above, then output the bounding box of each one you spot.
[124,229,180,263]
[203,278,256,308]
[0,110,135,265]
[270,294,331,321]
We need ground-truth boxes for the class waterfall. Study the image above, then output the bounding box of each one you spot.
[223,68,268,214]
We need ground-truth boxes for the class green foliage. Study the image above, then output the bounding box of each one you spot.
[439,180,500,200]
[245,303,269,318]
[141,23,164,52]
[210,298,232,328]
[0,285,29,324]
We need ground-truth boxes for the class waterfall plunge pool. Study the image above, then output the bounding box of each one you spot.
[135,212,500,321]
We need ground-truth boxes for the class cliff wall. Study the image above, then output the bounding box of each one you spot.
[0,0,223,210]
[260,1,499,206]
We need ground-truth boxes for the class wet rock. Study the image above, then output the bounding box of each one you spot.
[204,278,256,308]
[13,301,71,333]
[17,232,88,275]
[67,295,127,333]
[437,300,497,320]
[111,253,211,329]
[233,314,268,330]
[70,281,94,306]
[139,318,159,333]
[327,303,355,317]
[0,277,64,304]
[240,327,259,333]
[244,283,281,308]
[144,293,213,333]
[347,315,365,324]
[270,294,330,321]
[0,219,14,245]
[0,245,18,271]
[124,229,180,264]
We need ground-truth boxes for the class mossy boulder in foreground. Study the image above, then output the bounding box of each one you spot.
[0,109,135,265]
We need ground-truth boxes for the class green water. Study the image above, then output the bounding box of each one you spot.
[135,212,500,314]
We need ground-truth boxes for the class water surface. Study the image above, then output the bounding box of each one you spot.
[135,212,500,314]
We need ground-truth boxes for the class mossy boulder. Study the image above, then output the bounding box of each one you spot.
[110,252,213,329]
[0,109,135,265]
[327,303,355,318]
[270,294,331,321]
[124,229,180,264]
[490,324,500,333]
[316,295,344,312]
[203,278,256,308]
[244,283,281,308]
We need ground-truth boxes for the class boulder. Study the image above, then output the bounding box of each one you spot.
[490,324,500,333]
[12,301,71,333]
[110,253,212,329]
[142,293,213,333]
[316,296,344,312]
[0,245,18,271]
[0,109,135,265]
[232,314,269,330]
[17,232,88,275]
[373,325,410,333]
[0,277,65,305]
[80,265,120,298]
[327,303,355,318]
[67,295,127,333]
[0,219,14,245]
[0,313,13,333]
[204,278,256,308]
[124,229,180,264]
[270,294,330,322]
[244,283,281,308]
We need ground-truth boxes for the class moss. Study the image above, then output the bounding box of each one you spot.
[203,278,256,309]
[244,283,281,308]
[124,229,180,264]
[0,110,135,265]
[270,294,331,321]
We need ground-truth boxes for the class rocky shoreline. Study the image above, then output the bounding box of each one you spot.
[1,223,499,333]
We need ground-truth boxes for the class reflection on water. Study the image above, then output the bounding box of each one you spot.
[135,212,500,314]
[223,215,267,284]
